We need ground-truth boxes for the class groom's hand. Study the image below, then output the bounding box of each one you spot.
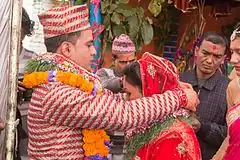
[179,81,193,89]
[183,88,199,111]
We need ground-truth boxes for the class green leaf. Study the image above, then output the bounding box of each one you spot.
[148,0,163,17]
[141,21,153,45]
[111,12,121,25]
[110,4,118,13]
[115,8,136,17]
[118,0,129,4]
[127,15,139,39]
[75,0,85,5]
[103,14,111,29]
[112,24,126,37]
[101,1,109,14]
[136,7,144,19]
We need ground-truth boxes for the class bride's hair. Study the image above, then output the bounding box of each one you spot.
[122,62,142,90]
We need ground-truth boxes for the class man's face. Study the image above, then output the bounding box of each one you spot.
[69,29,96,70]
[195,40,225,77]
[230,38,240,77]
[114,52,136,73]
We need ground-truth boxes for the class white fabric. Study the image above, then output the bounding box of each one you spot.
[0,0,11,159]
[22,0,50,54]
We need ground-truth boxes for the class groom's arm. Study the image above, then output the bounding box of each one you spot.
[41,83,187,131]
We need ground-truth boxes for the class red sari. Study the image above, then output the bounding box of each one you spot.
[224,103,240,160]
[126,53,201,160]
[135,119,201,160]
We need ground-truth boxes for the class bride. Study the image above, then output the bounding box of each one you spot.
[122,52,201,160]
[212,24,240,160]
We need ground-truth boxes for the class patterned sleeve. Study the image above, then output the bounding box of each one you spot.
[42,84,186,131]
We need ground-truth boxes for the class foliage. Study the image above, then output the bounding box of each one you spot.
[148,0,165,17]
[150,1,180,54]
[75,0,85,5]
[101,0,154,52]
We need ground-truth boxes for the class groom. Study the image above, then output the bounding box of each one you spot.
[25,4,199,159]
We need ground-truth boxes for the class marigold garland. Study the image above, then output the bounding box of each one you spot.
[23,71,101,95]
[82,129,110,157]
[23,70,110,158]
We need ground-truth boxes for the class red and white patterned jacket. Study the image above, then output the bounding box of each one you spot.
[27,60,187,160]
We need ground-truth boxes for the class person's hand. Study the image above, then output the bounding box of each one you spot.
[179,81,193,89]
[0,118,5,131]
[183,88,199,112]
[18,81,26,92]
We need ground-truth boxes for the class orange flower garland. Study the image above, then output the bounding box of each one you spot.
[23,72,49,88]
[23,71,101,95]
[23,70,111,157]
[82,129,110,157]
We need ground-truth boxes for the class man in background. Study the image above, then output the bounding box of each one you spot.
[180,32,230,160]
[96,34,136,159]
[96,34,136,93]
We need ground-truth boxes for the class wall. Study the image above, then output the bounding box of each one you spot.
[177,6,240,51]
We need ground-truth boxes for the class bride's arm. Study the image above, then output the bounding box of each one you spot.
[211,135,229,160]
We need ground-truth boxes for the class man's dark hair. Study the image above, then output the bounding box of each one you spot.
[122,62,142,90]
[44,31,81,52]
[198,31,229,54]
[22,8,34,37]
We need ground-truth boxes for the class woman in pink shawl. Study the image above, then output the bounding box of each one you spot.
[122,52,201,160]
[212,24,240,160]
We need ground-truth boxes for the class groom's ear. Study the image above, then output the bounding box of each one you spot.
[59,41,72,58]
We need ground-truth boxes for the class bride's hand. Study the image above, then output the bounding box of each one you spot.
[183,88,199,112]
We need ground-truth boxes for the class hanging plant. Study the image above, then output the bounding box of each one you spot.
[148,0,165,17]
[149,1,178,56]
[101,0,153,53]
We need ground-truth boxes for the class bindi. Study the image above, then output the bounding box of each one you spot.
[212,45,217,51]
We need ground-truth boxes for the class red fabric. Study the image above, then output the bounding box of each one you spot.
[38,4,104,40]
[224,103,240,160]
[134,53,201,160]
[139,52,179,97]
[136,120,201,160]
